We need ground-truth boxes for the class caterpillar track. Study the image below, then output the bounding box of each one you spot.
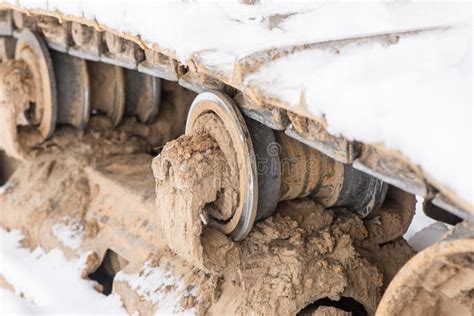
[0,6,473,316]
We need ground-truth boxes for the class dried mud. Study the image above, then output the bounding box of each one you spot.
[152,132,417,315]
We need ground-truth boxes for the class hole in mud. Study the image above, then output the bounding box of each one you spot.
[0,151,20,186]
[298,297,367,316]
[25,102,39,125]
[88,249,128,295]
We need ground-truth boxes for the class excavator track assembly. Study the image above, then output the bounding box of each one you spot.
[0,6,472,316]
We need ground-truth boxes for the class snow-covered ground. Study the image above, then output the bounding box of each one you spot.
[0,229,126,314]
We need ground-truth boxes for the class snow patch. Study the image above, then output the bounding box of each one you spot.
[0,228,126,314]
[248,22,472,204]
[408,222,448,252]
[0,183,10,195]
[52,217,84,250]
[115,260,197,315]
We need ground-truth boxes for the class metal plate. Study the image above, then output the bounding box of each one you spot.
[137,49,179,81]
[124,69,160,124]
[88,61,125,127]
[235,93,290,131]
[38,17,71,53]
[285,124,358,164]
[353,144,429,198]
[52,50,90,129]
[101,33,143,69]
[14,29,57,140]
[69,22,102,61]
[432,193,472,222]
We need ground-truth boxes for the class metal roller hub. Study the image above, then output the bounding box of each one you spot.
[185,91,387,241]
[124,69,161,124]
[51,50,90,129]
[88,61,125,127]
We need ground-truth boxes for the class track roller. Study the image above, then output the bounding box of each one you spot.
[124,69,161,124]
[87,61,125,127]
[13,29,57,140]
[154,91,387,241]
[51,51,90,129]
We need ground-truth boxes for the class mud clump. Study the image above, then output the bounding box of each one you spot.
[152,136,416,315]
[0,60,35,159]
[153,133,239,271]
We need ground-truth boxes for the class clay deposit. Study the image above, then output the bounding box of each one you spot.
[152,132,417,315]
[0,60,36,159]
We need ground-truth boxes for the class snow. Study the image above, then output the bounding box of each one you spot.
[5,0,471,206]
[0,228,198,315]
[0,228,126,314]
[13,1,468,62]
[405,197,449,251]
[0,183,11,195]
[248,22,472,204]
[408,222,448,252]
[52,217,84,250]
[115,261,197,315]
